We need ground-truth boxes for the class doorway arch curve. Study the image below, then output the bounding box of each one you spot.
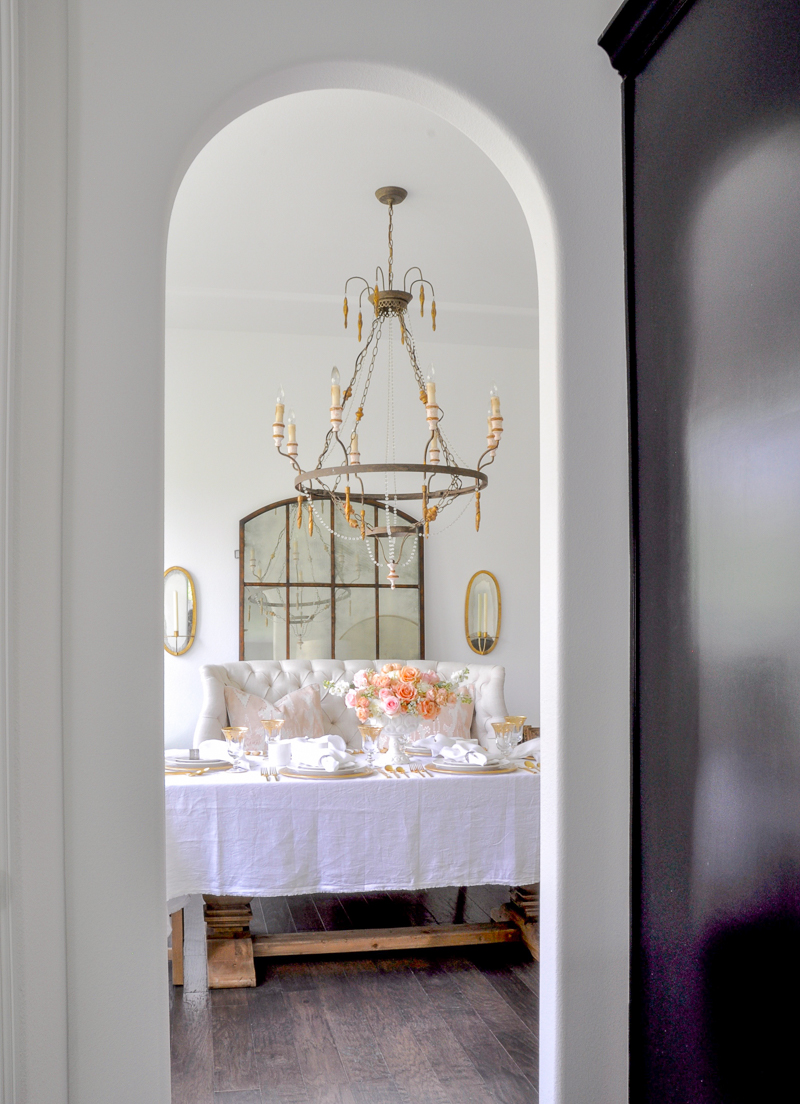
[166,57,564,1098]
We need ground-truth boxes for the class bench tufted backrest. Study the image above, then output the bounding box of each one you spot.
[193,659,508,748]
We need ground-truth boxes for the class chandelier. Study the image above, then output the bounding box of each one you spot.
[272,186,504,587]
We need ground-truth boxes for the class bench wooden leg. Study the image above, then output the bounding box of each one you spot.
[169,908,184,986]
[203,895,256,988]
[491,883,540,960]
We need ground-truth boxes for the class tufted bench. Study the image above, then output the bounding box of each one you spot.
[193,659,510,748]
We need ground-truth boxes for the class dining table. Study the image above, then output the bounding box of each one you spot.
[165,758,540,987]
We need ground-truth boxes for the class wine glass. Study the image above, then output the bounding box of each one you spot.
[259,717,285,763]
[357,724,381,767]
[221,726,249,772]
[491,721,515,762]
[505,715,526,749]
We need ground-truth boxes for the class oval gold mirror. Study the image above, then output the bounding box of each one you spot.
[465,570,501,655]
[164,567,197,655]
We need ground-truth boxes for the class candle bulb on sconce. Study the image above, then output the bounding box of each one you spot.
[286,409,298,457]
[330,366,342,431]
[273,385,285,447]
[489,383,503,443]
[426,364,436,404]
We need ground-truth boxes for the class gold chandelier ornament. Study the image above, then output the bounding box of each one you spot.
[272,186,503,586]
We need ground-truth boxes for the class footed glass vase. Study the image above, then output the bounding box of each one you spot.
[377,713,419,766]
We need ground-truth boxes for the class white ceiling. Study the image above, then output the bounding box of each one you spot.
[166,89,538,349]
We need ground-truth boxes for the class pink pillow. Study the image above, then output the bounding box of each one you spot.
[223,683,325,752]
[434,685,475,741]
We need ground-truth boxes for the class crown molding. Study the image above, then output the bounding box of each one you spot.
[598,0,700,77]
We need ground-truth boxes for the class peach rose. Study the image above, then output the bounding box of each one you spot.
[396,683,415,702]
[399,666,419,683]
[448,692,457,705]
[356,706,370,722]
[418,699,438,720]
[355,696,369,710]
[426,687,437,701]
[374,674,391,689]
[382,663,400,673]
[435,688,448,705]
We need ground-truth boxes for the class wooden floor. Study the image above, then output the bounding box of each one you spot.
[170,887,539,1104]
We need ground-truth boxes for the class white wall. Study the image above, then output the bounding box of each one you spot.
[164,328,538,747]
[1,3,630,1103]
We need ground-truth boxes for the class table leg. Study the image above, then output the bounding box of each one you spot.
[169,908,184,986]
[203,895,256,988]
[491,883,540,960]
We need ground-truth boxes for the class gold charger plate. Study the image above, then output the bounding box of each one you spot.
[280,765,374,780]
[427,761,517,776]
[165,762,233,775]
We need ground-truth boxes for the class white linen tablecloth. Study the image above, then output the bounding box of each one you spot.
[165,766,539,903]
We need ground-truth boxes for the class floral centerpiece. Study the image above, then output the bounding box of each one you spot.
[327,665,472,764]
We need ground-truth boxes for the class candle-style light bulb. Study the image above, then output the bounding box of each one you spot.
[275,384,285,424]
[330,366,341,408]
[489,382,501,417]
[426,364,436,405]
[276,385,285,405]
[286,408,297,444]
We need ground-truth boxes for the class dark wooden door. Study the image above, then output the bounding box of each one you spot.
[602,2,800,1100]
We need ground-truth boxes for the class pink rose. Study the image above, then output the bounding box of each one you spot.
[354,670,369,689]
[448,692,457,705]
[345,690,357,708]
[382,696,400,715]
[379,687,393,701]
[426,688,437,700]
[421,670,438,684]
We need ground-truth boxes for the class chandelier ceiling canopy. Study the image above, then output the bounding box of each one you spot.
[272,186,504,586]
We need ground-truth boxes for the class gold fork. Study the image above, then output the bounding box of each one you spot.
[411,764,429,779]
[260,764,272,782]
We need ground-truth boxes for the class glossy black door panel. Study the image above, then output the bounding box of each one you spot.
[601,1,800,1100]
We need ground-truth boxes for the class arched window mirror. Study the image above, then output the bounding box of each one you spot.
[240,498,424,661]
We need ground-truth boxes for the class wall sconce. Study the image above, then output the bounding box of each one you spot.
[465,570,501,655]
[164,567,197,655]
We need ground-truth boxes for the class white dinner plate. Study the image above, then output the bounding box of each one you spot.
[290,761,361,774]
[166,757,230,769]
[428,758,514,774]
[281,764,373,780]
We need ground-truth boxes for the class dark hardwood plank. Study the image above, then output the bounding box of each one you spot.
[247,984,308,1100]
[282,986,350,1094]
[441,955,539,1082]
[466,946,539,1034]
[419,887,491,926]
[467,885,512,919]
[259,896,297,935]
[171,991,214,1104]
[213,1092,263,1103]
[285,895,326,932]
[314,957,393,1086]
[413,956,536,1104]
[211,989,260,1093]
[312,893,355,931]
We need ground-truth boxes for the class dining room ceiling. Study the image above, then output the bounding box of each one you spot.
[166,89,537,349]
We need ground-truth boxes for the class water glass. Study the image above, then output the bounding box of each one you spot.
[222,726,248,772]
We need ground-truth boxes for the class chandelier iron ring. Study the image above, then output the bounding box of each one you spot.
[293,462,488,503]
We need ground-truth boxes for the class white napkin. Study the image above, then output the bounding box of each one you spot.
[437,739,494,765]
[508,737,540,764]
[290,734,356,773]
[198,739,234,761]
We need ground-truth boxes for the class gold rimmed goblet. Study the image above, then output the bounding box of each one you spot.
[491,720,515,762]
[221,726,249,772]
[357,723,381,767]
[505,715,527,748]
[260,717,285,760]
